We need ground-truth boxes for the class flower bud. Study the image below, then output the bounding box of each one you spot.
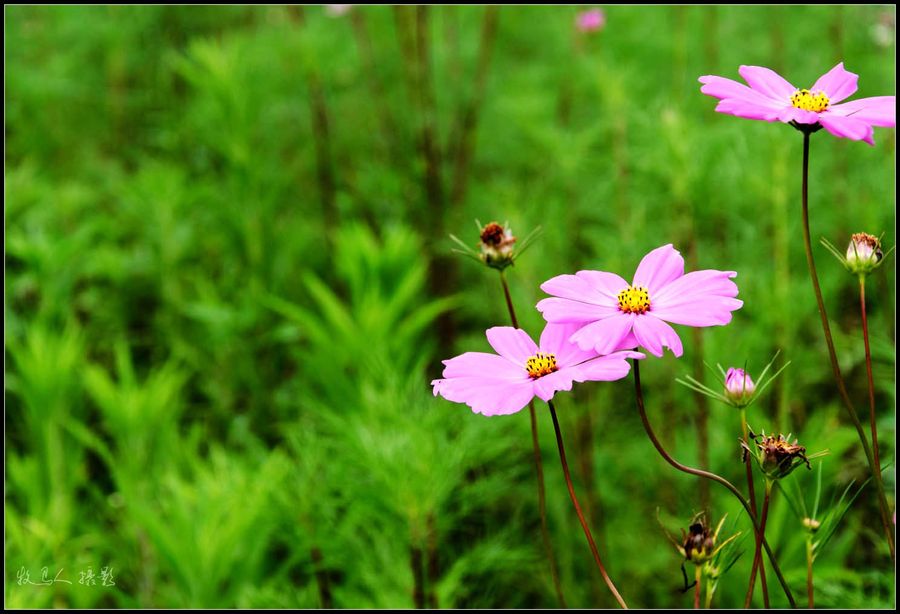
[680,521,716,565]
[845,232,883,275]
[723,368,756,407]
[802,517,821,533]
[479,222,517,270]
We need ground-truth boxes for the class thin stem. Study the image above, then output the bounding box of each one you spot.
[859,276,884,517]
[798,130,895,561]
[694,566,702,609]
[744,480,773,608]
[499,271,566,608]
[548,399,628,609]
[632,361,796,608]
[740,410,770,607]
[806,537,815,609]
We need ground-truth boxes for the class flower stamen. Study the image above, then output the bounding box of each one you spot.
[790,89,830,112]
[525,352,558,379]
[617,286,651,314]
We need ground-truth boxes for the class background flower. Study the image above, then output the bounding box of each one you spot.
[699,63,896,145]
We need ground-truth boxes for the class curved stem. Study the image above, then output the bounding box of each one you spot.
[744,480,773,608]
[499,271,567,607]
[740,410,770,607]
[798,131,894,561]
[548,399,628,609]
[694,566,702,609]
[632,361,796,608]
[806,537,815,609]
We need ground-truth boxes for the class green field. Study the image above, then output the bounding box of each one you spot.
[5,5,895,609]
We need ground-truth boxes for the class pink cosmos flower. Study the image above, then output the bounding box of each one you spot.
[699,62,895,145]
[537,245,742,358]
[576,8,606,33]
[432,323,643,416]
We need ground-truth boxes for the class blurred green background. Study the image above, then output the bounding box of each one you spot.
[5,5,895,608]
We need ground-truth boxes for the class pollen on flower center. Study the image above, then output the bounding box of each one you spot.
[525,352,558,379]
[790,89,830,112]
[617,286,651,314]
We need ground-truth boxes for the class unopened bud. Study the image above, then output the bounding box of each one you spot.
[724,368,756,407]
[479,222,517,270]
[802,517,821,533]
[846,233,883,275]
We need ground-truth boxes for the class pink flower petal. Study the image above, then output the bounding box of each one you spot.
[651,270,743,326]
[699,75,785,108]
[828,96,896,127]
[437,377,537,416]
[532,368,577,402]
[441,351,528,380]
[632,315,684,358]
[739,65,797,100]
[632,244,685,293]
[574,350,644,382]
[540,322,599,368]
[811,62,859,104]
[775,106,821,124]
[540,273,601,302]
[714,99,783,122]
[818,112,875,145]
[574,270,630,299]
[486,327,538,365]
[536,297,616,323]
[569,313,635,354]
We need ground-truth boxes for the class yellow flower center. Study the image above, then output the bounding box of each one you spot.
[617,286,651,314]
[525,352,558,379]
[790,89,830,112]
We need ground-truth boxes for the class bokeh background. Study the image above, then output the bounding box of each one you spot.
[5,5,895,609]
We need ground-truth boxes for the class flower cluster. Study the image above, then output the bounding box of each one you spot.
[433,243,743,415]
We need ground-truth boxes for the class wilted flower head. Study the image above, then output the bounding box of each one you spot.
[538,244,742,358]
[576,8,606,33]
[699,62,896,145]
[724,368,756,406]
[744,431,814,480]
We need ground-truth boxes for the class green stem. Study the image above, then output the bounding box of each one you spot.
[744,480,773,608]
[740,410,769,607]
[499,271,567,608]
[632,361,796,607]
[548,399,628,609]
[694,565,702,609]
[798,130,894,562]
[806,537,814,609]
